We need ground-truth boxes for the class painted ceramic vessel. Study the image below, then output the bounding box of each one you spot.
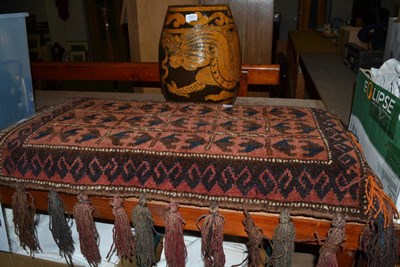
[159,5,241,104]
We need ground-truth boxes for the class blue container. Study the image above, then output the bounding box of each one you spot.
[0,12,35,129]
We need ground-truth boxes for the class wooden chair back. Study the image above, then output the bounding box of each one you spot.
[30,62,280,97]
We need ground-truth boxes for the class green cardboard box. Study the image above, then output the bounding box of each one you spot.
[349,69,400,206]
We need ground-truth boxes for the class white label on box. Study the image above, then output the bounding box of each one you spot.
[186,13,198,23]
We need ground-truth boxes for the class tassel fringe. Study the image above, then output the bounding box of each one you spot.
[350,133,399,266]
[270,209,295,267]
[131,194,156,267]
[242,209,265,267]
[196,202,225,267]
[107,195,135,262]
[362,208,398,267]
[48,190,75,266]
[316,213,346,267]
[9,172,399,267]
[73,193,101,267]
[350,133,399,224]
[11,185,41,256]
[365,175,399,227]
[164,201,187,267]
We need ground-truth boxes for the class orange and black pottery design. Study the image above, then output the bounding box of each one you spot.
[159,5,242,104]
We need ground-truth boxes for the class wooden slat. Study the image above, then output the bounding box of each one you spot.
[31,62,280,98]
[237,74,249,97]
[243,64,280,85]
[31,62,280,85]
[31,62,160,82]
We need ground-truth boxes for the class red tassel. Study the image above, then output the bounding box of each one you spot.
[316,213,346,267]
[164,201,187,267]
[73,193,101,267]
[106,195,135,262]
[242,209,265,267]
[131,194,155,267]
[196,202,225,267]
[11,185,41,256]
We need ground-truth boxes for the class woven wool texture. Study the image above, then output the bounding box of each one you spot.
[0,98,372,222]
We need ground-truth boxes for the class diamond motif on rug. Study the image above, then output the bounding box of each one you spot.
[0,98,371,222]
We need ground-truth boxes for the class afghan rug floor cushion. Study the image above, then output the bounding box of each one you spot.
[0,98,384,223]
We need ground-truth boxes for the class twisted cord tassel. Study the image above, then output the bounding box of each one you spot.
[106,195,135,262]
[233,209,266,267]
[243,209,266,267]
[12,184,41,256]
[362,205,398,267]
[196,202,225,267]
[48,190,75,266]
[131,194,155,267]
[73,193,101,267]
[164,201,187,267]
[316,213,346,267]
[270,209,295,267]
[362,174,398,266]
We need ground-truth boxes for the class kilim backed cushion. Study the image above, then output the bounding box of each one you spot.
[0,98,378,223]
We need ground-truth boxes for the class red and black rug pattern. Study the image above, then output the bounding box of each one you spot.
[0,98,370,222]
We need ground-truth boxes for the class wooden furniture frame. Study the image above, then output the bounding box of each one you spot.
[0,62,364,266]
[30,62,280,97]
